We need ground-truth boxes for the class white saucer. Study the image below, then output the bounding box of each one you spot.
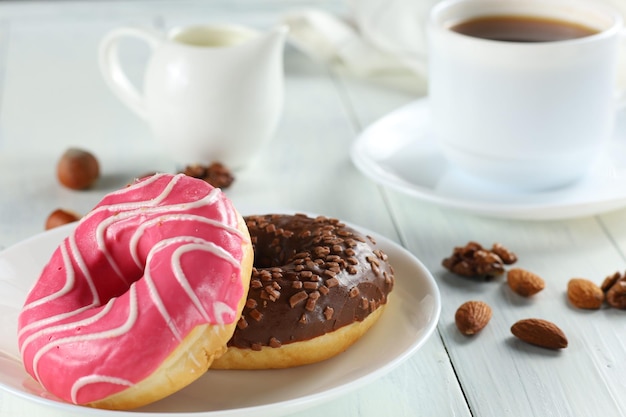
[0,218,440,417]
[350,97,626,220]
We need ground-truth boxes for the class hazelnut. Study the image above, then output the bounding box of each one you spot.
[45,208,81,230]
[57,148,100,190]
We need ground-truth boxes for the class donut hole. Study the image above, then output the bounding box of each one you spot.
[252,243,298,269]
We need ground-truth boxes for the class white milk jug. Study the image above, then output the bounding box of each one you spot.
[99,24,288,169]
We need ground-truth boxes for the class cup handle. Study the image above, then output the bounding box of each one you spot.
[98,27,163,120]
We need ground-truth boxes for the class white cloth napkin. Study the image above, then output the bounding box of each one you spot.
[283,0,626,82]
[282,0,437,78]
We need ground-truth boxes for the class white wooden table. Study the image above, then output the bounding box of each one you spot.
[1,1,625,416]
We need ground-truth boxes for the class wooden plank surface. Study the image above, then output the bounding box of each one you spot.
[0,1,469,417]
[2,1,626,416]
[336,61,626,417]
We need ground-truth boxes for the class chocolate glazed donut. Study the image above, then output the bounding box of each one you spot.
[211,213,395,369]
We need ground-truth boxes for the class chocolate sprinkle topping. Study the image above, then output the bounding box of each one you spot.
[227,214,395,350]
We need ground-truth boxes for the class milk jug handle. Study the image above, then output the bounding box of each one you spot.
[99,27,163,120]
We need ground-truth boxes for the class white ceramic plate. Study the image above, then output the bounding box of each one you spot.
[0,220,440,417]
[351,97,626,220]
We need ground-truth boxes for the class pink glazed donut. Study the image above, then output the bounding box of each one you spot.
[17,173,253,410]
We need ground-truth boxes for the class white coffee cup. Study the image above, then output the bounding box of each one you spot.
[427,0,624,190]
[99,24,288,170]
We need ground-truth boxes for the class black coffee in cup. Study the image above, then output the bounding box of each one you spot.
[450,15,599,42]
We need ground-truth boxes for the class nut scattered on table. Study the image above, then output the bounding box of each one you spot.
[45,208,81,230]
[455,300,492,335]
[442,241,517,279]
[510,318,568,350]
[567,278,604,310]
[490,242,518,265]
[180,162,234,189]
[507,268,545,297]
[57,147,100,190]
[601,271,621,293]
[603,271,626,309]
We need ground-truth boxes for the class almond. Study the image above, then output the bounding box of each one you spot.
[567,278,604,309]
[507,268,545,297]
[511,318,568,349]
[455,300,492,335]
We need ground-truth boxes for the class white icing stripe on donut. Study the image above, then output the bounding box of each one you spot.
[18,240,100,339]
[213,301,236,324]
[94,214,130,285]
[88,173,181,214]
[143,266,182,341]
[96,185,222,222]
[91,179,182,284]
[141,236,243,338]
[86,174,218,222]
[94,214,137,286]
[17,304,95,342]
[32,285,139,385]
[129,214,247,269]
[20,241,75,312]
[171,241,240,324]
[69,234,101,306]
[93,186,227,280]
[19,298,116,358]
[71,375,133,405]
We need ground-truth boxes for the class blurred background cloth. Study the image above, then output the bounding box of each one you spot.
[283,0,626,84]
